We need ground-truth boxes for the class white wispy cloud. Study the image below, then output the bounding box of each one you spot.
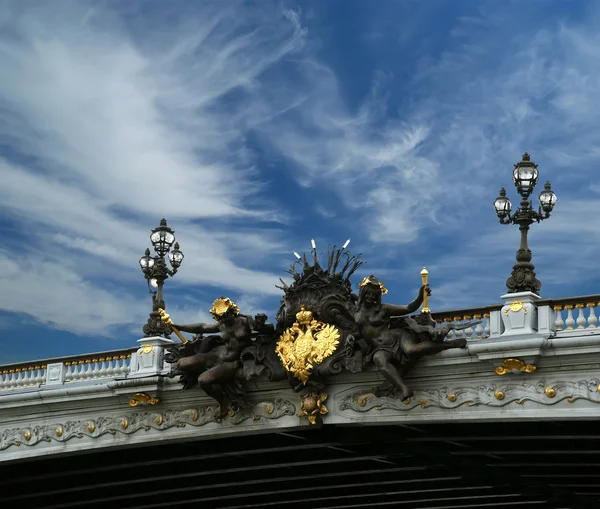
[0,1,304,335]
[2,0,600,343]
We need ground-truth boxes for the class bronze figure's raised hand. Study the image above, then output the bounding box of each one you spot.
[158,308,188,344]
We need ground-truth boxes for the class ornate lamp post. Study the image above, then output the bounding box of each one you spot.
[493,153,557,295]
[139,218,184,337]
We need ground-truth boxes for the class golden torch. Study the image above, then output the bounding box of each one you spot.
[420,267,430,313]
[158,308,189,344]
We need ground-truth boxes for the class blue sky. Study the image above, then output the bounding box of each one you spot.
[1,0,600,363]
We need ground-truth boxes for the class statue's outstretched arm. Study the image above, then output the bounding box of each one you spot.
[383,286,427,317]
[172,322,220,334]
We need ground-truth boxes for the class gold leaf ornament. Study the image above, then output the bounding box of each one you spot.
[275,305,340,384]
[209,297,240,320]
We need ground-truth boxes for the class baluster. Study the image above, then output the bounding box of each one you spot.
[73,361,83,381]
[15,369,24,388]
[68,362,77,382]
[453,316,464,340]
[587,303,597,329]
[86,360,94,380]
[107,357,115,377]
[473,314,483,339]
[444,318,454,340]
[576,303,586,329]
[483,313,490,338]
[34,366,42,385]
[98,358,107,379]
[91,359,99,379]
[109,357,118,378]
[0,371,7,390]
[120,356,129,376]
[565,305,575,330]
[553,306,564,331]
[463,315,473,340]
[64,362,72,382]
[23,368,32,387]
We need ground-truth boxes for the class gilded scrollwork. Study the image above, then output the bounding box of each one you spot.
[337,379,600,414]
[0,399,295,451]
[494,358,536,376]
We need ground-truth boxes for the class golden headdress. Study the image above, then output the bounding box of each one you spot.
[209,297,240,320]
[358,275,388,295]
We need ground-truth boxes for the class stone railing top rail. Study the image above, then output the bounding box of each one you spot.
[537,294,600,308]
[430,303,503,321]
[0,347,138,372]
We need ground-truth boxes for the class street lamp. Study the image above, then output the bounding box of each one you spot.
[139,218,184,337]
[493,153,557,295]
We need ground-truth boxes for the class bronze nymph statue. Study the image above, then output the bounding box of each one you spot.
[354,275,471,400]
[162,297,266,418]
[354,275,430,400]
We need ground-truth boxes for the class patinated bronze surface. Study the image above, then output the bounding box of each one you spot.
[163,297,277,418]
[160,244,478,421]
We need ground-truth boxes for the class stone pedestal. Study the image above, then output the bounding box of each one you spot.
[129,336,174,377]
[500,291,540,337]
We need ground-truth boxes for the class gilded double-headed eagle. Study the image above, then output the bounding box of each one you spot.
[275,305,340,384]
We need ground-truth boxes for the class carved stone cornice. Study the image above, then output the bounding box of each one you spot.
[0,399,295,451]
[337,379,600,413]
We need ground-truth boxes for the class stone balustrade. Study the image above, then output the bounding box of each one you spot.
[63,353,132,382]
[0,364,46,391]
[0,347,136,391]
[1,293,600,397]
[536,294,600,332]
[432,305,502,340]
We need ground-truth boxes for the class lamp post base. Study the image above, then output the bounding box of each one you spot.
[506,247,541,295]
[142,310,171,338]
[506,266,541,294]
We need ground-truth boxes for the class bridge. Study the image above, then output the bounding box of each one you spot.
[1,288,600,508]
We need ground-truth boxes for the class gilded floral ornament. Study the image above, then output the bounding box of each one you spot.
[299,391,328,425]
[275,305,340,384]
[494,358,536,376]
[129,393,160,407]
[504,301,529,316]
[209,297,240,320]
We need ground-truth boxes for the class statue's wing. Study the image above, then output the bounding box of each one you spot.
[313,325,341,365]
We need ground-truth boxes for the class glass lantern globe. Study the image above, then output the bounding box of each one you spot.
[150,218,176,257]
[512,153,539,197]
[168,243,184,268]
[539,181,557,213]
[139,248,155,274]
[494,188,512,219]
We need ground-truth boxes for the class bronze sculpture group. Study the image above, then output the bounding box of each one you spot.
[161,245,477,420]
